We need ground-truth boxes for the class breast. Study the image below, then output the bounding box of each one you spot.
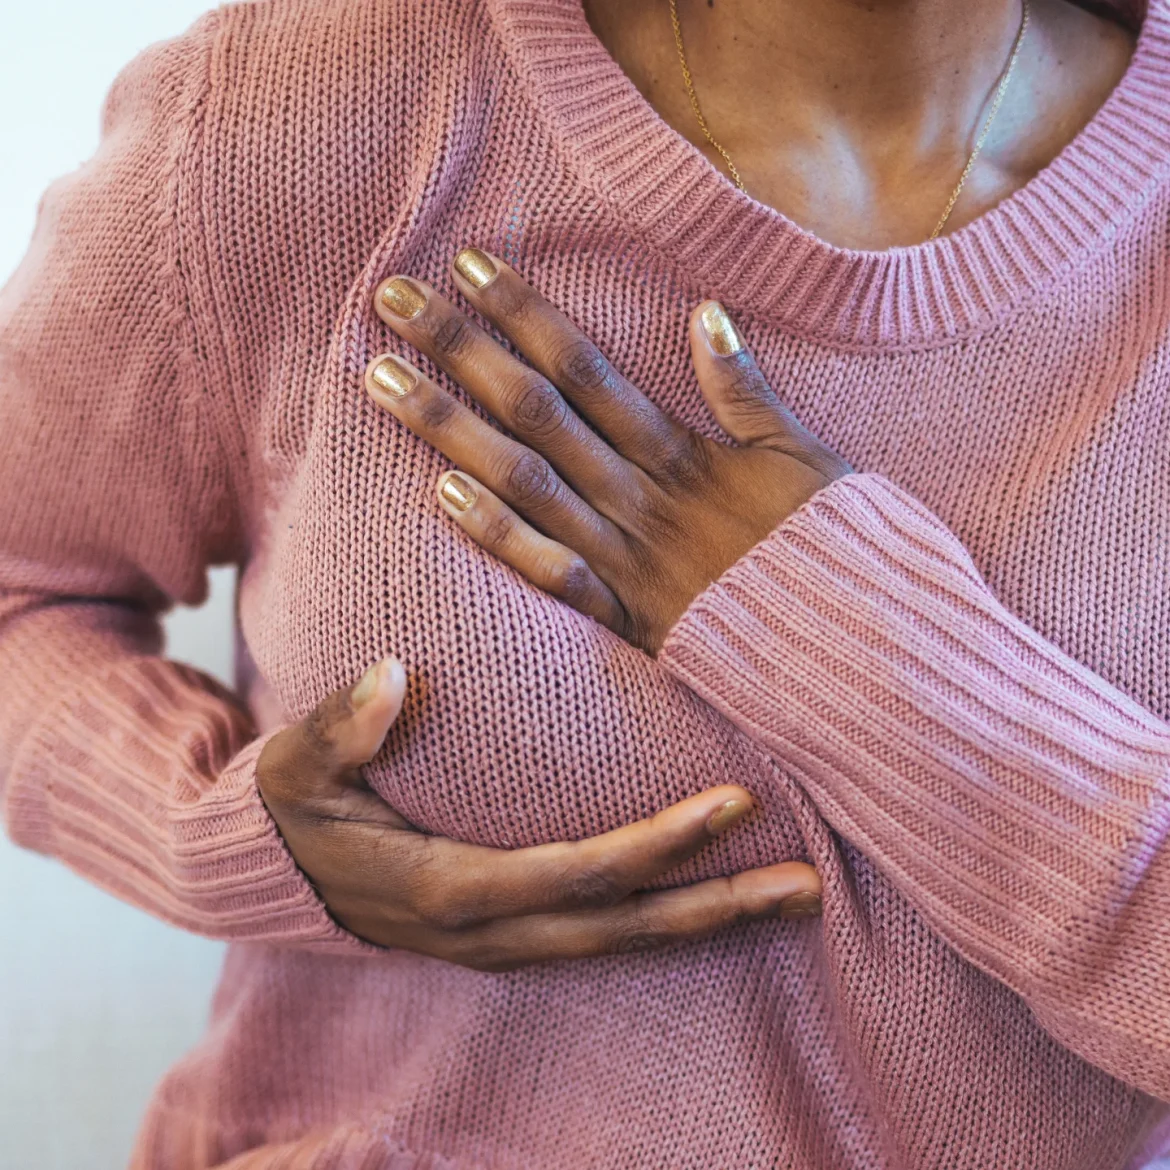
[240,215,1169,885]
[241,360,810,881]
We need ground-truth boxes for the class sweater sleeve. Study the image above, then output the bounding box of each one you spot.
[0,19,359,953]
[660,472,1170,1098]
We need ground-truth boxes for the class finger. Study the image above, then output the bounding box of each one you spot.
[435,470,626,633]
[373,783,783,930]
[687,300,807,447]
[257,658,407,804]
[374,276,640,509]
[429,862,823,971]
[689,301,853,476]
[445,249,692,475]
[365,353,615,557]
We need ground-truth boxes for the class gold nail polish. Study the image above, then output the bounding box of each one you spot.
[700,301,743,356]
[440,473,478,512]
[453,247,498,290]
[371,357,417,398]
[779,892,823,920]
[380,277,427,319]
[706,799,750,835]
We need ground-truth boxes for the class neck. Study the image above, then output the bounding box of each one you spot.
[709,0,1018,124]
[584,0,1132,247]
[590,0,1025,149]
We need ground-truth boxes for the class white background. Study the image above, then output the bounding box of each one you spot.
[0,4,234,1168]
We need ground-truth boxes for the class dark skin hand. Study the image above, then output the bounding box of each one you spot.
[257,659,824,970]
[261,249,843,967]
[259,247,837,964]
[367,248,850,656]
[322,0,1134,976]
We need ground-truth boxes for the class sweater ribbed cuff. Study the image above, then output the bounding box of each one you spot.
[660,474,1170,987]
[4,654,372,955]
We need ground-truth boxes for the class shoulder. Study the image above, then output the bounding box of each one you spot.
[210,0,495,111]
[168,0,509,453]
[102,0,500,165]
[1032,0,1136,129]
[196,0,501,249]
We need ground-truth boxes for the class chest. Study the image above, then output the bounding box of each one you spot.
[240,191,1170,857]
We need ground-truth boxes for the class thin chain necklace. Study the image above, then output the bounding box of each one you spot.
[668,0,1031,240]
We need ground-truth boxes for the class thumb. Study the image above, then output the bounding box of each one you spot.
[258,658,408,805]
[688,300,819,454]
[326,658,409,771]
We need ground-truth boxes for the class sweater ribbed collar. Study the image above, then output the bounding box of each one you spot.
[491,0,1170,349]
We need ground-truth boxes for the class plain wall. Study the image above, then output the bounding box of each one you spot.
[0,5,233,1168]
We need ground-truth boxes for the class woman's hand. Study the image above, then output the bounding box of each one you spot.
[367,249,850,655]
[257,660,823,969]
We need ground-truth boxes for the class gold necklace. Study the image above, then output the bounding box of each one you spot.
[668,0,1031,240]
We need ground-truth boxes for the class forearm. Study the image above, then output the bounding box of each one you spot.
[0,593,356,949]
[661,473,1170,1096]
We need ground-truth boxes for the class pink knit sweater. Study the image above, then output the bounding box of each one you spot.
[1,0,1168,1166]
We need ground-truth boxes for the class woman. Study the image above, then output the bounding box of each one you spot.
[0,0,1165,1165]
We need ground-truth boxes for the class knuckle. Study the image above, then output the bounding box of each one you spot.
[627,500,673,546]
[418,390,458,430]
[432,314,474,360]
[418,895,486,934]
[299,692,351,758]
[555,340,611,396]
[452,941,525,973]
[394,844,490,933]
[510,375,567,439]
[491,278,537,322]
[386,837,446,916]
[606,906,670,956]
[555,863,626,910]
[504,450,559,508]
[480,508,516,551]
[545,553,593,604]
[609,931,670,955]
[723,352,772,407]
[655,433,710,492]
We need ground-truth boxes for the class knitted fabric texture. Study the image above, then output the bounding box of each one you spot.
[1,1,1168,1167]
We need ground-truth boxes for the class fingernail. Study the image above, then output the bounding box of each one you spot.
[706,799,751,835]
[380,277,427,319]
[370,357,417,399]
[454,247,498,289]
[700,301,742,356]
[779,892,823,920]
[439,473,478,512]
[352,661,386,709]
